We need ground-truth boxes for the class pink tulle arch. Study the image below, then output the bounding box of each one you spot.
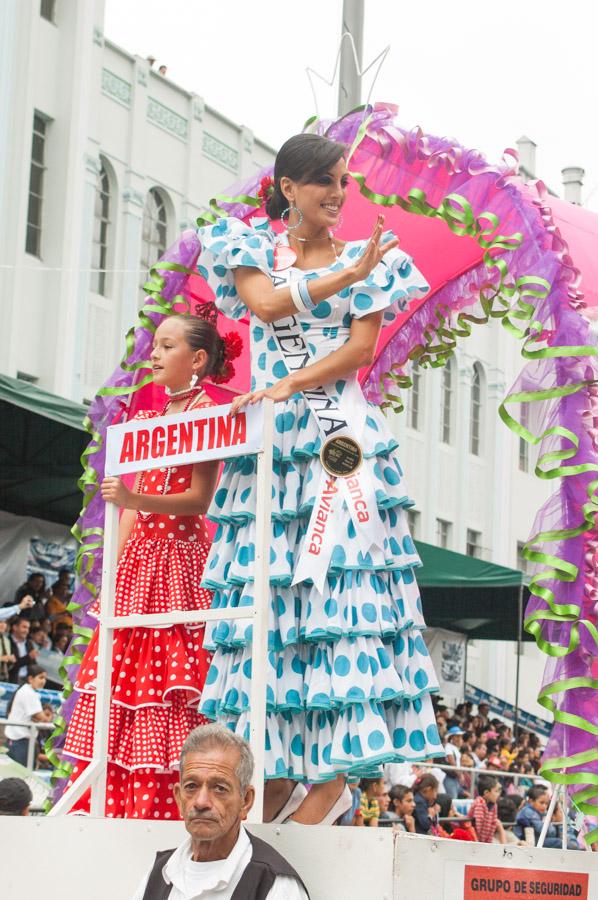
[51,105,598,842]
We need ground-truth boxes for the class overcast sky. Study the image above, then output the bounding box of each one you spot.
[104,0,598,210]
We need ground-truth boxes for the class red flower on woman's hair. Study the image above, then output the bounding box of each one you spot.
[257,175,274,205]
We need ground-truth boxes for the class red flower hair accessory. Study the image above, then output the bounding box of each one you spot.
[257,175,274,205]
[211,331,244,384]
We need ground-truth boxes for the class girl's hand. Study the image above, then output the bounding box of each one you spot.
[230,378,296,415]
[101,476,137,509]
[350,214,399,283]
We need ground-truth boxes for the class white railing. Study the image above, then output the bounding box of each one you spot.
[0,718,54,770]
[49,400,274,821]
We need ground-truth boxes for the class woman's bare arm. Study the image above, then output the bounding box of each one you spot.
[233,216,398,323]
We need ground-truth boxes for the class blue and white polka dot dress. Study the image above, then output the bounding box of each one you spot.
[196,217,442,781]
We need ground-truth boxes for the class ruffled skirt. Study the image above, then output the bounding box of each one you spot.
[199,395,442,782]
[63,531,213,816]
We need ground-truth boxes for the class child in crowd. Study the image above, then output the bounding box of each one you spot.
[5,665,53,767]
[514,786,579,849]
[412,773,440,835]
[389,784,416,833]
[359,777,385,827]
[471,774,507,844]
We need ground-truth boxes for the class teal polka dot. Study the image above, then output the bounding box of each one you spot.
[291,734,304,757]
[377,648,391,669]
[311,744,319,765]
[426,723,440,745]
[322,743,332,764]
[225,688,239,708]
[214,488,227,508]
[399,259,413,278]
[240,488,251,504]
[291,655,304,675]
[402,568,414,585]
[414,635,429,656]
[347,520,356,540]
[243,659,252,678]
[267,337,277,351]
[253,325,264,341]
[389,536,401,556]
[383,466,400,485]
[240,458,254,476]
[402,535,416,555]
[362,603,377,623]
[368,730,385,751]
[413,698,423,714]
[273,360,288,378]
[351,736,363,757]
[312,300,332,319]
[409,729,425,752]
[357,551,372,567]
[369,655,380,676]
[197,264,209,280]
[393,727,407,748]
[275,411,296,433]
[342,732,352,755]
[334,655,350,677]
[414,668,429,690]
[324,598,338,617]
[355,704,365,723]
[275,595,286,616]
[274,757,287,775]
[357,652,369,674]
[342,312,352,327]
[353,292,373,311]
[285,689,301,706]
[258,353,267,371]
[347,686,365,700]
[205,665,218,685]
[311,692,330,708]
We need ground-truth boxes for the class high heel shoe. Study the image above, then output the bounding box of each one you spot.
[287,784,352,826]
[270,782,308,824]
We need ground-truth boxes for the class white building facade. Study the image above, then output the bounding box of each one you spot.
[0,1,561,722]
[0,0,274,404]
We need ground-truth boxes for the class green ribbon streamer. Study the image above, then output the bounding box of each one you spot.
[342,113,598,841]
[45,258,198,795]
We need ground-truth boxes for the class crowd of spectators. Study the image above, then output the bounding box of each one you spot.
[343,698,587,850]
[0,570,73,688]
[0,571,73,771]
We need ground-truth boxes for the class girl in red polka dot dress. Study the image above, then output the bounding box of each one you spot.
[62,313,227,818]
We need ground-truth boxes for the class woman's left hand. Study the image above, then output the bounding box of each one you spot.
[101,476,137,509]
[230,378,295,415]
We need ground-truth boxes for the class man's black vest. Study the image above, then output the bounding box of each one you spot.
[141,830,309,900]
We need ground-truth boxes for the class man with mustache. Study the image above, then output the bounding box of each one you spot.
[132,724,309,899]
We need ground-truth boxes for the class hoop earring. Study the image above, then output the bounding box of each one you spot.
[329,213,344,235]
[281,204,304,232]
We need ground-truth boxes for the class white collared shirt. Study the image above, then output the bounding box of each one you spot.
[131,825,308,900]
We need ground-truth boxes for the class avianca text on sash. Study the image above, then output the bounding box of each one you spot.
[105,403,264,476]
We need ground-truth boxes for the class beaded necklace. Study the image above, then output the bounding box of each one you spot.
[136,388,205,521]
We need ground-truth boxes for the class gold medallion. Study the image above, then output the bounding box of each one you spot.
[320,436,363,478]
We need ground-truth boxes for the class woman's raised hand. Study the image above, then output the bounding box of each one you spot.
[350,215,399,283]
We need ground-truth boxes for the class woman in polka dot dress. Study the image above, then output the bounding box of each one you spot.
[196,133,442,825]
[62,313,225,818]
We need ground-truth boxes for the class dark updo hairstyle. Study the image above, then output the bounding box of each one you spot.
[265,133,347,220]
[168,312,227,382]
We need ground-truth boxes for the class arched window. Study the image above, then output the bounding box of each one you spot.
[440,357,453,444]
[140,188,167,302]
[470,363,484,455]
[90,162,111,295]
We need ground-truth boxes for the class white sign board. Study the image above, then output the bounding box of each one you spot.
[105,402,264,476]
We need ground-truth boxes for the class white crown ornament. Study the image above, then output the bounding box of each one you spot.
[305,31,390,128]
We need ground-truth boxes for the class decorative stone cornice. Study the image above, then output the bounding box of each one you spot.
[202,132,239,173]
[101,68,132,108]
[147,98,188,140]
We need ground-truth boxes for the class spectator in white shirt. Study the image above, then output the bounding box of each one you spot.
[0,595,35,622]
[443,726,465,799]
[132,723,310,900]
[473,741,488,768]
[5,665,53,767]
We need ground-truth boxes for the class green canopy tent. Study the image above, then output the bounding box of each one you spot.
[415,540,528,642]
[0,373,87,525]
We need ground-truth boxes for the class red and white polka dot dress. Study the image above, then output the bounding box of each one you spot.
[63,404,215,819]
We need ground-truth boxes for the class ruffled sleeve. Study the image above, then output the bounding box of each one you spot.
[196,217,275,320]
[349,232,430,324]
